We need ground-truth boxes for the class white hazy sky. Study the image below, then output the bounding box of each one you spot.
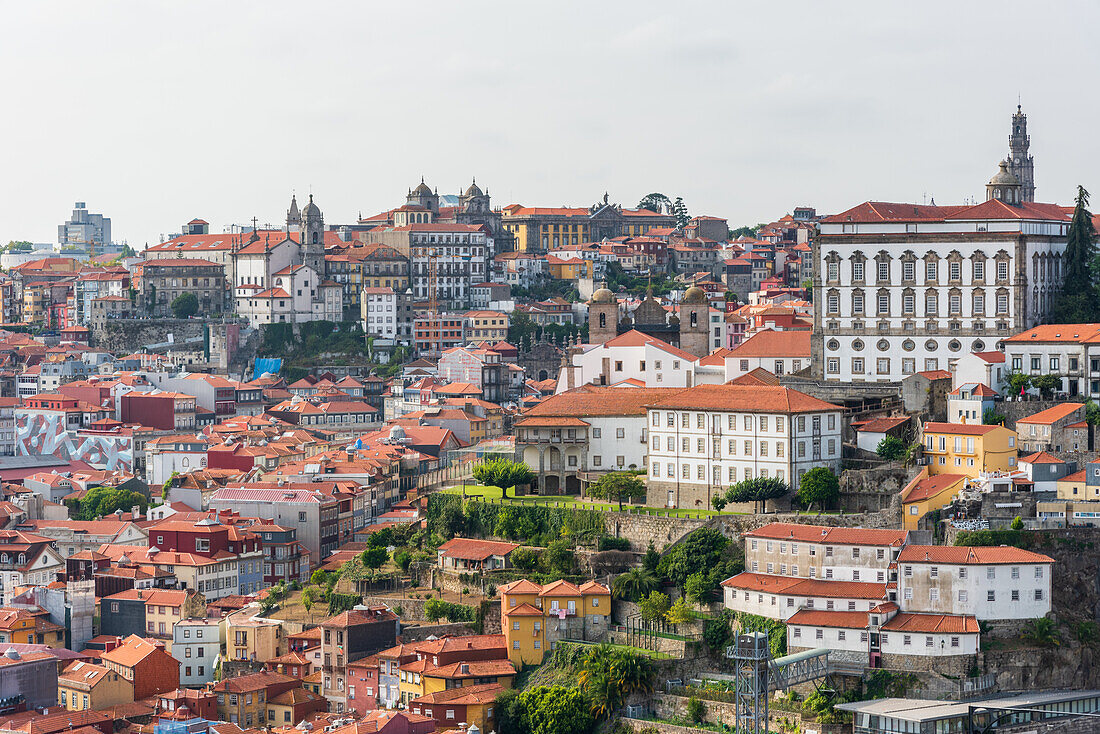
[2,1,1098,247]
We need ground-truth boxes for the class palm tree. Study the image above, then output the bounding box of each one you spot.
[579,645,655,719]
[612,568,658,602]
[611,649,655,698]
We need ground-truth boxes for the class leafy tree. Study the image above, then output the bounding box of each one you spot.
[876,435,906,461]
[542,538,575,574]
[1051,185,1100,323]
[171,292,199,319]
[612,568,659,602]
[1086,398,1100,426]
[902,441,923,469]
[1022,617,1060,648]
[301,586,316,613]
[730,225,761,239]
[360,546,388,572]
[493,689,522,734]
[670,197,690,229]
[69,486,148,521]
[657,528,738,591]
[724,476,790,513]
[1005,371,1031,398]
[642,541,660,573]
[578,644,654,719]
[472,458,535,500]
[496,507,538,540]
[684,571,714,604]
[983,408,1006,426]
[310,569,328,586]
[587,471,647,511]
[687,696,706,724]
[512,685,594,734]
[638,590,671,623]
[797,468,840,511]
[637,193,672,214]
[1010,516,1024,531]
[665,597,696,626]
[510,547,539,571]
[393,549,412,572]
[1031,374,1062,398]
[703,613,733,650]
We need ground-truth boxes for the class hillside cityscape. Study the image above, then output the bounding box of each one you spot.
[4,5,1100,734]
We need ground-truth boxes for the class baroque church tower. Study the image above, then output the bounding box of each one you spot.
[1007,105,1035,203]
[299,194,325,277]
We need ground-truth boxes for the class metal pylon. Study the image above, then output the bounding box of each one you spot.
[730,632,770,734]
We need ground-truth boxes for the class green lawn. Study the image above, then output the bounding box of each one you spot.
[439,484,724,518]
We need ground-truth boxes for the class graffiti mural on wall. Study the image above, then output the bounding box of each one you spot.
[16,413,133,472]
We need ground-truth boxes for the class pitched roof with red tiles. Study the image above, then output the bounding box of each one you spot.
[1005,324,1100,344]
[503,603,544,617]
[720,572,889,600]
[726,329,811,358]
[1018,451,1065,465]
[646,383,841,414]
[900,473,967,504]
[896,545,1053,565]
[1016,403,1085,425]
[785,609,871,629]
[881,612,980,634]
[437,538,520,561]
[922,422,1003,436]
[524,385,687,418]
[743,523,908,547]
[855,416,910,433]
[948,383,999,397]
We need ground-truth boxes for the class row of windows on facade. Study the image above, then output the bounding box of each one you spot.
[825,291,1010,317]
[653,463,818,483]
[652,411,835,433]
[828,357,959,375]
[412,236,485,245]
[792,627,965,648]
[749,561,887,581]
[652,435,793,458]
[825,258,1015,285]
[751,540,891,559]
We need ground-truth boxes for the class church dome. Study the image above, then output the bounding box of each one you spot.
[302,194,321,217]
[388,424,407,441]
[412,180,433,196]
[464,179,484,198]
[988,161,1019,186]
[590,288,616,304]
[682,286,708,304]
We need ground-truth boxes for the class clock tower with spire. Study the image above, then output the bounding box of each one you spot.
[1007,104,1035,203]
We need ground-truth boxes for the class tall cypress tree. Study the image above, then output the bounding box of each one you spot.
[1051,186,1100,323]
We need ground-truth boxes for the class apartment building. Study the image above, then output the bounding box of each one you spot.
[1015,403,1086,453]
[319,607,400,712]
[1003,323,1100,398]
[500,579,610,666]
[174,617,224,686]
[58,660,134,711]
[646,383,844,508]
[922,422,1017,478]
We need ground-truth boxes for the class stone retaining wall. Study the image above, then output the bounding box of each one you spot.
[620,693,845,734]
[400,621,477,641]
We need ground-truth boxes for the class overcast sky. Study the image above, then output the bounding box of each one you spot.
[2,1,1097,247]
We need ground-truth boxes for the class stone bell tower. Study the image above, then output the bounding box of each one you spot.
[678,286,711,358]
[1007,104,1035,203]
[587,288,619,345]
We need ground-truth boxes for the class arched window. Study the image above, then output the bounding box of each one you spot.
[690,311,698,327]
[312,232,319,244]
[598,313,606,328]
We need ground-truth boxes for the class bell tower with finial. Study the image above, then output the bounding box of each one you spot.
[299,193,325,276]
[1007,103,1035,202]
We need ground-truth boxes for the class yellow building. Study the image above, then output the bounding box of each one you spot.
[399,657,515,702]
[409,682,503,732]
[899,468,968,530]
[500,579,611,666]
[501,204,674,253]
[922,422,1017,478]
[58,660,134,711]
[0,607,65,647]
[546,254,595,280]
[226,607,285,663]
[463,310,510,342]
[1056,469,1090,500]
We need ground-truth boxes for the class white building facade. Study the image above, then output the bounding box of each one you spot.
[173,617,223,687]
[814,195,1069,383]
[645,384,844,508]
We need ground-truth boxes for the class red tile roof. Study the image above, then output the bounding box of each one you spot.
[896,545,1053,565]
[900,473,967,504]
[786,609,870,629]
[1016,403,1085,426]
[855,416,910,433]
[743,523,908,547]
[881,612,980,634]
[1005,324,1100,344]
[646,384,841,414]
[720,572,888,600]
[726,329,811,358]
[1018,451,1065,465]
[437,538,519,561]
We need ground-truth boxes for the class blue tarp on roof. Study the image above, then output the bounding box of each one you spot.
[253,357,283,380]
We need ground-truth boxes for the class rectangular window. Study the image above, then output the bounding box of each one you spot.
[997,261,1009,281]
[926,261,937,281]
[902,261,914,281]
[974,260,985,280]
[877,262,889,281]
[949,262,961,281]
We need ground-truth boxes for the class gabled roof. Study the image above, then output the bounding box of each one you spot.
[855,416,910,433]
[601,329,698,362]
[900,473,967,504]
[720,572,888,600]
[743,523,908,547]
[881,613,980,634]
[1018,451,1065,465]
[948,383,999,398]
[1016,403,1085,426]
[645,383,841,414]
[896,545,1053,565]
[725,329,811,358]
[437,537,519,561]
